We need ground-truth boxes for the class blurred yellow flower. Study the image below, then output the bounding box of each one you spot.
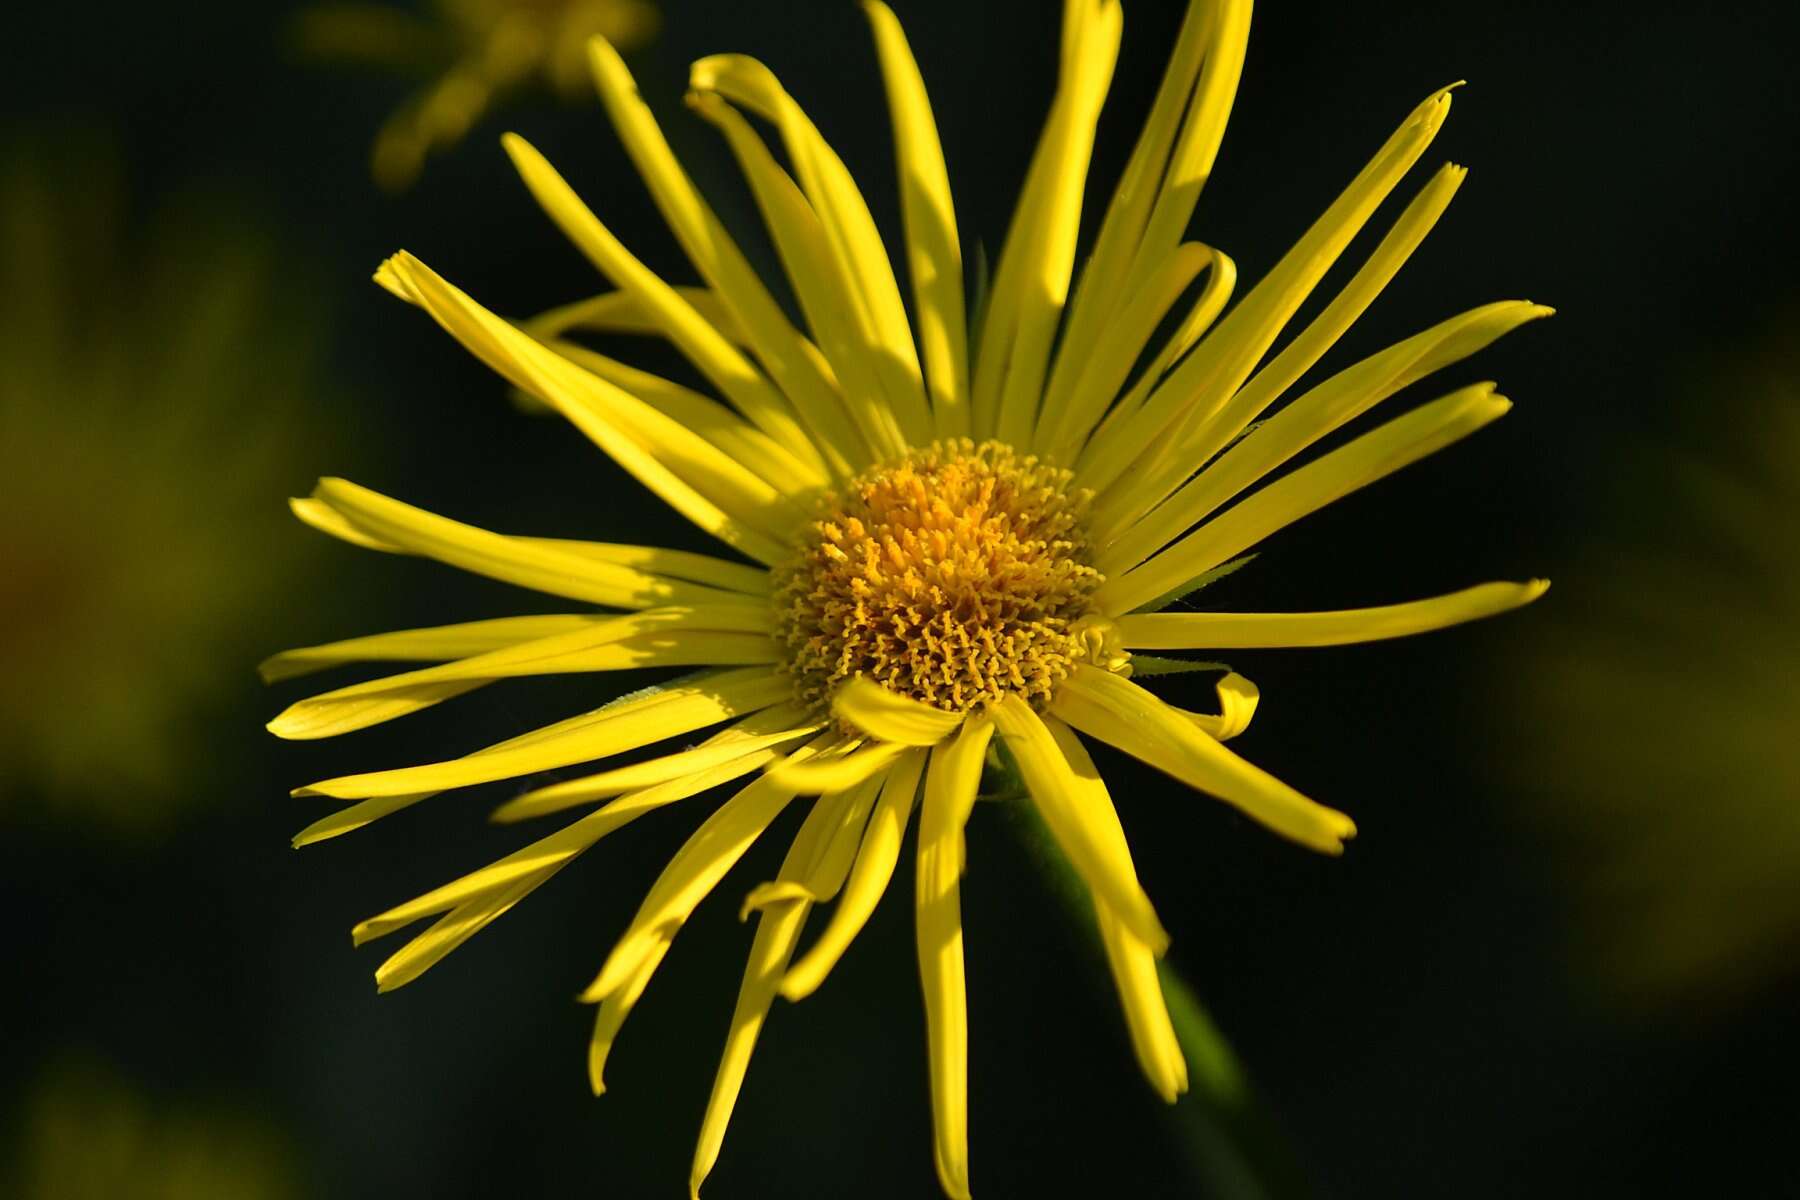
[268,0,1545,1193]
[9,1055,302,1200]
[295,0,660,189]
[1510,316,1800,1011]
[0,135,323,831]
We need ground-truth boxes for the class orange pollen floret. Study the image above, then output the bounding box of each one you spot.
[773,439,1107,715]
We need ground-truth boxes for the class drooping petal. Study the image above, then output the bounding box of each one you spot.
[582,732,842,1003]
[1096,382,1512,615]
[1118,581,1551,650]
[1052,665,1356,853]
[764,738,909,794]
[831,677,965,746]
[915,716,993,1200]
[1041,718,1187,1102]
[781,747,927,1000]
[691,779,871,1198]
[988,695,1168,953]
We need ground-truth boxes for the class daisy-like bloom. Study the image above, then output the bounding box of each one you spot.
[268,1,1549,1193]
[294,0,658,189]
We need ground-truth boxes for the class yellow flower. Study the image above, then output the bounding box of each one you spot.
[294,0,659,189]
[268,1,1548,1193]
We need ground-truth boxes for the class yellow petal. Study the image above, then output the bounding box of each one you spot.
[492,704,823,824]
[1040,242,1212,462]
[1096,382,1512,615]
[1079,84,1459,494]
[290,690,672,846]
[497,136,827,476]
[987,0,1123,449]
[1171,671,1260,742]
[518,536,769,596]
[686,90,903,463]
[690,779,854,1197]
[831,677,965,747]
[372,873,539,993]
[588,934,670,1095]
[269,609,778,740]
[301,477,726,609]
[781,746,926,1000]
[259,615,607,684]
[1044,718,1187,1102]
[988,695,1168,953]
[582,732,840,1002]
[523,287,746,345]
[914,716,992,1200]
[1119,580,1551,650]
[690,53,933,449]
[764,738,908,795]
[1052,665,1356,854]
[1051,0,1240,396]
[586,37,853,483]
[1094,299,1551,565]
[862,0,970,439]
[384,250,801,562]
[740,773,883,917]
[294,667,789,800]
[354,748,776,953]
[544,339,828,496]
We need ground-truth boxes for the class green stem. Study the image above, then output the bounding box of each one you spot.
[984,755,1313,1200]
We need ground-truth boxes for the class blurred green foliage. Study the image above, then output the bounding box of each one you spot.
[1509,311,1800,1013]
[0,130,326,834]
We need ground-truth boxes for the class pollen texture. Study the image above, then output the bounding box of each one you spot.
[775,440,1105,714]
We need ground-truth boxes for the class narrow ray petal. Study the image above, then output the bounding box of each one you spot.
[498,136,826,475]
[988,695,1169,953]
[781,746,926,1000]
[294,667,789,800]
[765,739,909,794]
[915,716,993,1200]
[583,732,841,1002]
[1079,84,1459,493]
[1052,665,1355,853]
[1042,717,1187,1101]
[863,0,970,437]
[587,37,855,480]
[1096,301,1552,568]
[302,477,732,609]
[1097,382,1512,614]
[493,704,822,824]
[1119,581,1551,651]
[259,616,606,684]
[832,677,965,746]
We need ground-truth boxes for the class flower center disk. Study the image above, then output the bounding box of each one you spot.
[775,440,1104,714]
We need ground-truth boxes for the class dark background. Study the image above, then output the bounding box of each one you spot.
[4,1,1799,1196]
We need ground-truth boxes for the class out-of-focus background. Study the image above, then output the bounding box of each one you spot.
[3,1,1797,1196]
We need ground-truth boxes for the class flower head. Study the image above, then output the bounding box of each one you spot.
[295,0,659,189]
[269,1,1549,1193]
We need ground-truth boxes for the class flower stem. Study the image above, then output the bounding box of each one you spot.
[984,749,1313,1199]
